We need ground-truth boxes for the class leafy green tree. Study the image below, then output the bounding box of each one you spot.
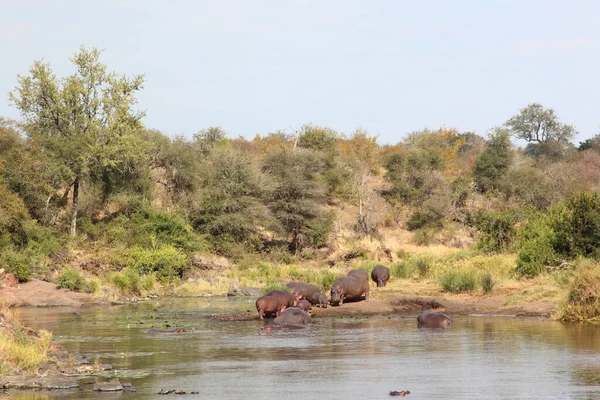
[263,148,327,252]
[505,103,576,144]
[473,128,513,192]
[553,191,600,259]
[296,124,339,153]
[9,47,148,236]
[185,147,273,254]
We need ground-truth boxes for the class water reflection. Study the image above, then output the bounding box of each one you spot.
[8,298,600,399]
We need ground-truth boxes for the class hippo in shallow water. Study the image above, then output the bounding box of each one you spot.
[330,275,370,306]
[297,299,312,312]
[417,310,452,329]
[371,265,391,287]
[264,290,298,308]
[255,295,287,319]
[286,282,321,301]
[273,307,312,325]
[311,292,328,308]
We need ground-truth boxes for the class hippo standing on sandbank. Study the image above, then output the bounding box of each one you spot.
[371,265,391,287]
[286,282,321,301]
[417,310,452,329]
[330,274,370,306]
[311,292,328,308]
[255,295,286,320]
[265,290,298,308]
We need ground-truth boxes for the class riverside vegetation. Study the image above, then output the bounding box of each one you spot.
[2,46,600,330]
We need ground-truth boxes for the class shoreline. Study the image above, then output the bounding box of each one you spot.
[0,278,556,319]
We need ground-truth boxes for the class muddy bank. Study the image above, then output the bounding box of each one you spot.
[0,272,555,318]
[211,294,555,322]
[0,278,96,307]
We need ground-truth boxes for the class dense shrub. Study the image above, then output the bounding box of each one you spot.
[552,192,600,259]
[391,260,415,279]
[438,270,477,293]
[514,213,557,277]
[481,272,494,294]
[0,248,35,282]
[118,245,188,283]
[55,269,99,293]
[473,209,519,253]
[110,268,155,295]
[56,269,85,292]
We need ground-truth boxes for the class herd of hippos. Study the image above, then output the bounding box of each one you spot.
[255,265,452,329]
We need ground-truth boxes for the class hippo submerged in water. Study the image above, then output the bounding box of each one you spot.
[417,310,452,329]
[273,307,312,325]
[371,265,390,287]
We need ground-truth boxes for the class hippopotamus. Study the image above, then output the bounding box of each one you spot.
[256,295,287,319]
[311,292,328,308]
[286,282,321,301]
[347,269,369,282]
[371,265,391,287]
[330,275,370,306]
[265,290,298,308]
[273,307,312,325]
[417,310,452,329]
[297,299,312,312]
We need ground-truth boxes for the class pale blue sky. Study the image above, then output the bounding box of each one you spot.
[1,0,598,144]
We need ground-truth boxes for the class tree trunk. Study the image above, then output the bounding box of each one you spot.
[70,178,80,237]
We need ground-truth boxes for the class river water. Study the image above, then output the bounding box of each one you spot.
[10,297,600,399]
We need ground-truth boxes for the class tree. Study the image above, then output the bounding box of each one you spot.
[505,103,576,144]
[338,129,381,235]
[185,147,274,254]
[473,128,513,193]
[263,148,327,252]
[10,47,147,236]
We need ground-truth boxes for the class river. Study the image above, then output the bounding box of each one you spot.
[10,297,600,399]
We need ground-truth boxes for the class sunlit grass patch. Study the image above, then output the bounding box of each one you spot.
[0,304,53,375]
[554,262,600,321]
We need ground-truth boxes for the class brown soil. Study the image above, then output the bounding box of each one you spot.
[0,277,96,307]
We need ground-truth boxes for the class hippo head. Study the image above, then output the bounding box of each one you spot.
[330,283,344,306]
[320,295,329,308]
[376,279,385,288]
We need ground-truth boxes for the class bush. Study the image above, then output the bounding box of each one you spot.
[110,268,155,295]
[412,228,434,245]
[391,260,415,279]
[554,265,600,321]
[415,255,432,278]
[438,270,477,293]
[473,209,519,253]
[0,248,34,282]
[552,192,600,259]
[481,272,494,294]
[515,213,557,277]
[56,269,85,292]
[118,245,189,283]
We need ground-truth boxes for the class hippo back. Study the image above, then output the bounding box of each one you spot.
[347,269,369,282]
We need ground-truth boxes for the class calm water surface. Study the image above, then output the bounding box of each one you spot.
[10,297,600,399]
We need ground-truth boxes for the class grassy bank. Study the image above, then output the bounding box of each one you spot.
[0,304,53,375]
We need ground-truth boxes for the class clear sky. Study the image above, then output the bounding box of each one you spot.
[1,0,598,144]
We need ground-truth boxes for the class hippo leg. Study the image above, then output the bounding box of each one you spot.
[259,310,264,320]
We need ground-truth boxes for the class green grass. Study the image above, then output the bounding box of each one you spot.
[438,270,477,293]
